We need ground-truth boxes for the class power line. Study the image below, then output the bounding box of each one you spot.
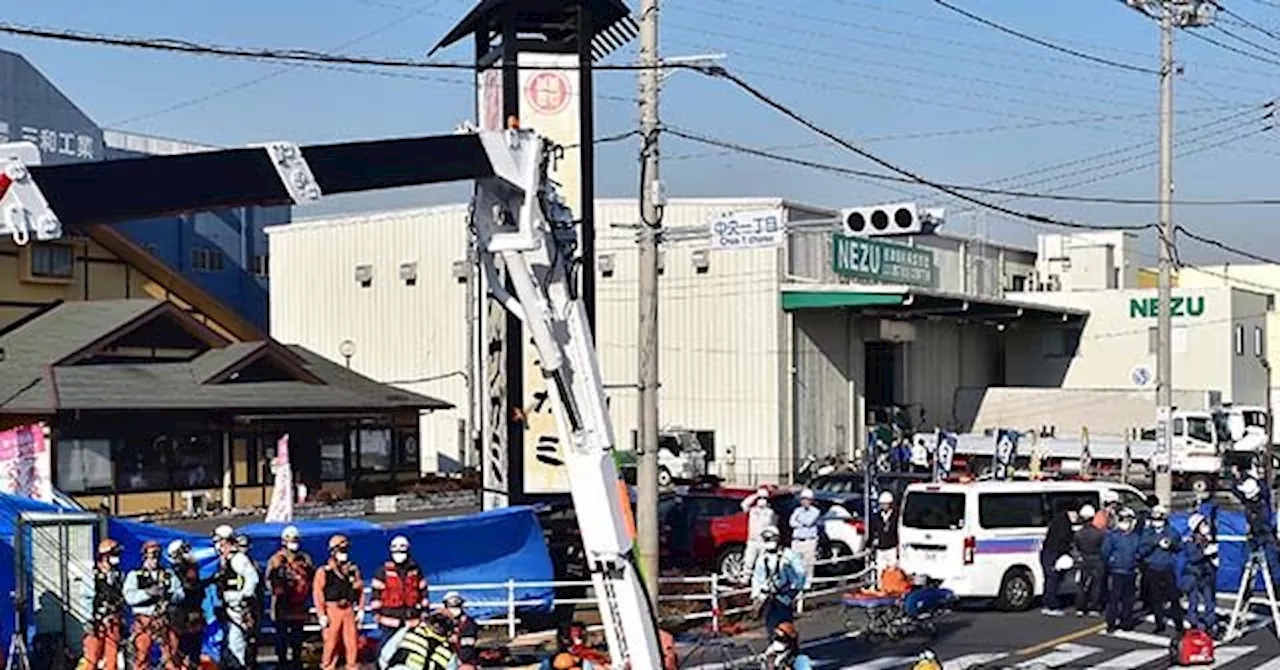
[664,125,1272,206]
[1177,225,1280,264]
[1209,0,1280,43]
[1185,27,1280,66]
[929,0,1159,74]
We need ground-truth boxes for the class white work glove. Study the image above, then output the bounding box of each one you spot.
[318,614,329,629]
[1158,538,1172,550]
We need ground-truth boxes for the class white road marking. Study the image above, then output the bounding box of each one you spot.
[1014,643,1101,668]
[1104,629,1173,647]
[1078,649,1166,669]
[1208,646,1255,668]
[943,652,1008,669]
[1245,654,1280,669]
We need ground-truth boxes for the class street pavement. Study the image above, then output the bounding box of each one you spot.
[677,596,1280,669]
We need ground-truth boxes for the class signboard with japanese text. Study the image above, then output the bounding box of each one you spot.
[708,208,786,250]
[0,423,51,502]
[0,50,103,165]
[832,234,935,287]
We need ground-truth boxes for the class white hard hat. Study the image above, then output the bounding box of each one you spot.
[1100,489,1119,504]
[443,591,464,606]
[878,491,895,505]
[1079,504,1096,519]
[1151,505,1168,519]
[212,525,235,541]
[166,539,189,559]
[800,488,815,500]
[756,487,769,497]
[1239,477,1262,500]
[281,525,301,541]
[1054,554,1075,571]
[390,535,411,552]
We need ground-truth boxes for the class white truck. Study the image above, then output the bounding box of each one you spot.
[914,407,1225,492]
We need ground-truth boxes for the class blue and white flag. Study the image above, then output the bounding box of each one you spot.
[935,430,957,480]
[994,429,1019,481]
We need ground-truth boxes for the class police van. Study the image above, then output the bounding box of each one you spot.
[897,479,1150,611]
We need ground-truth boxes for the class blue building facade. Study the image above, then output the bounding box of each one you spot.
[0,49,282,330]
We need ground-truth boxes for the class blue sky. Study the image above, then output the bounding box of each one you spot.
[2,0,1279,260]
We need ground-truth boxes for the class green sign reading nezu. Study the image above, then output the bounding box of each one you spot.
[1128,296,1205,318]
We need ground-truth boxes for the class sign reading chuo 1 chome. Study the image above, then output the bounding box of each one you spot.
[708,209,786,249]
[831,234,935,287]
[1128,295,1206,318]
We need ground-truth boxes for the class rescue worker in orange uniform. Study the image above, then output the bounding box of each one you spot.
[77,538,126,670]
[124,540,186,670]
[313,535,366,670]
[370,535,430,645]
[165,540,208,670]
[267,526,315,670]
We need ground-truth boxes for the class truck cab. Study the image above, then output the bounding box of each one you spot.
[1170,409,1224,493]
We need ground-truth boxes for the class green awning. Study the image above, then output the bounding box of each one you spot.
[781,292,904,310]
[781,286,1087,322]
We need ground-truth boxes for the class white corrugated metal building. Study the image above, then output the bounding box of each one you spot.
[268,198,1095,485]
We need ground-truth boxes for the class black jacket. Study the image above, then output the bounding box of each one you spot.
[1042,511,1074,557]
[869,509,899,551]
[1074,525,1106,563]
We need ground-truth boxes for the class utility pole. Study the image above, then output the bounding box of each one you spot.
[1128,0,1213,507]
[636,0,663,604]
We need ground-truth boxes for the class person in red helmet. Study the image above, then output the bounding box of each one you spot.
[124,540,185,670]
[76,538,126,670]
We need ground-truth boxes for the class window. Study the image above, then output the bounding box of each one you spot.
[56,438,113,493]
[116,436,172,492]
[978,493,1046,529]
[1048,491,1097,515]
[1185,416,1214,444]
[1118,489,1152,516]
[320,435,346,481]
[1256,326,1265,358]
[354,428,392,472]
[252,254,269,278]
[28,243,74,280]
[901,492,966,530]
[170,434,222,489]
[1236,324,1245,356]
[398,433,419,469]
[191,247,225,272]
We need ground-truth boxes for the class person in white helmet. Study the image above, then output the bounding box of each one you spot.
[740,486,778,585]
[267,526,315,670]
[751,526,806,632]
[371,535,431,648]
[789,489,821,589]
[440,591,479,668]
[869,490,901,578]
[1230,464,1280,589]
[1183,512,1219,635]
[166,539,208,668]
[212,524,260,670]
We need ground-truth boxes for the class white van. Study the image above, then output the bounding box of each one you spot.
[897,479,1150,611]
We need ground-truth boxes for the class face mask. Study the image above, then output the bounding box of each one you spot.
[756,498,768,508]
[1152,519,1166,529]
[391,552,408,564]
[334,552,349,563]
[447,607,462,617]
[285,542,300,552]
[144,559,158,571]
[763,541,779,552]
[108,556,120,566]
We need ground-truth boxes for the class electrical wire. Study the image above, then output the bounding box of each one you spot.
[1212,24,1280,60]
[1177,225,1280,264]
[1209,0,1280,43]
[928,0,1158,74]
[663,125,1271,206]
[1185,28,1280,67]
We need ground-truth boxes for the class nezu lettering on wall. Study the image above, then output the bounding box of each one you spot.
[1128,295,1206,318]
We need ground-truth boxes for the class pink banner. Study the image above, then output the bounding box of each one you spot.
[265,434,294,522]
[0,424,51,502]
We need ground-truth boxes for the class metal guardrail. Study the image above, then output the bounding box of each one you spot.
[262,549,874,641]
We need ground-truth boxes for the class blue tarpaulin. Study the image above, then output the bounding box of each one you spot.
[0,494,553,662]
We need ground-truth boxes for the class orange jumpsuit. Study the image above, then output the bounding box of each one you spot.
[78,563,126,670]
[312,560,365,670]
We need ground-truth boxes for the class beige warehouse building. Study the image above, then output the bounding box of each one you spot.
[267,200,1267,489]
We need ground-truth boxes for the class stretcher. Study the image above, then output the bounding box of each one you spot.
[841,578,955,642]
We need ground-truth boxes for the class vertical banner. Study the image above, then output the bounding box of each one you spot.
[994,429,1019,481]
[935,430,956,481]
[1080,427,1092,479]
[265,434,294,523]
[519,52,582,495]
[477,64,511,510]
[0,423,52,501]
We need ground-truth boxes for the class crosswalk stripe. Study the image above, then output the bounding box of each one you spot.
[838,657,914,670]
[1105,629,1172,647]
[943,652,1008,669]
[1015,643,1100,667]
[1246,654,1280,669]
[1208,646,1255,668]
[1079,649,1166,669]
